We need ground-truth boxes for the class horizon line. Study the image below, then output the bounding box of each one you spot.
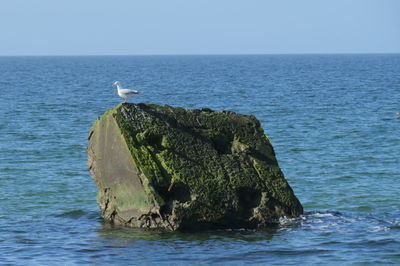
[0,52,399,57]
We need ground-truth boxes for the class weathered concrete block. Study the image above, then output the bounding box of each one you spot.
[87,103,303,230]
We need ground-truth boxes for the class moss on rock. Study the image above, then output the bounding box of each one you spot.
[87,103,303,230]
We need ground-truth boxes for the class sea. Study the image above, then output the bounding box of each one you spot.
[0,54,399,265]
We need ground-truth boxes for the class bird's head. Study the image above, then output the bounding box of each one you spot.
[112,81,120,87]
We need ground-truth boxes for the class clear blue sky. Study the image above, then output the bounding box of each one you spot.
[0,0,399,55]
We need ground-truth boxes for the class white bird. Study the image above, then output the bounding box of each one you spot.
[112,81,140,102]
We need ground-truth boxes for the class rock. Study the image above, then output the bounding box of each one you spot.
[87,103,303,230]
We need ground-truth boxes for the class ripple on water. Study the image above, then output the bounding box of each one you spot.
[1,55,400,264]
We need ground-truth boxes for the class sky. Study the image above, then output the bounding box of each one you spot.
[0,0,399,56]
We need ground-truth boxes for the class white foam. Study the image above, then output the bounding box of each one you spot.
[278,216,302,227]
[369,226,389,233]
[310,213,334,218]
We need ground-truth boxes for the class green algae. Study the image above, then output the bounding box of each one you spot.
[89,102,303,230]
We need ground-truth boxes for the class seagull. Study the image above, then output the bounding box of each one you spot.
[112,81,140,102]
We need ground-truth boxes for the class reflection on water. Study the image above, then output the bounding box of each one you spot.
[97,221,277,242]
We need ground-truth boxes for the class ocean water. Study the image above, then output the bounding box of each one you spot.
[0,54,399,265]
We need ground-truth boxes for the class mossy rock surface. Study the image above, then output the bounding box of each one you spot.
[87,103,303,230]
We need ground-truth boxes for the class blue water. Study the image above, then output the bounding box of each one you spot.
[0,54,399,264]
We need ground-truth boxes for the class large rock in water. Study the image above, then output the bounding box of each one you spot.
[87,103,303,230]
